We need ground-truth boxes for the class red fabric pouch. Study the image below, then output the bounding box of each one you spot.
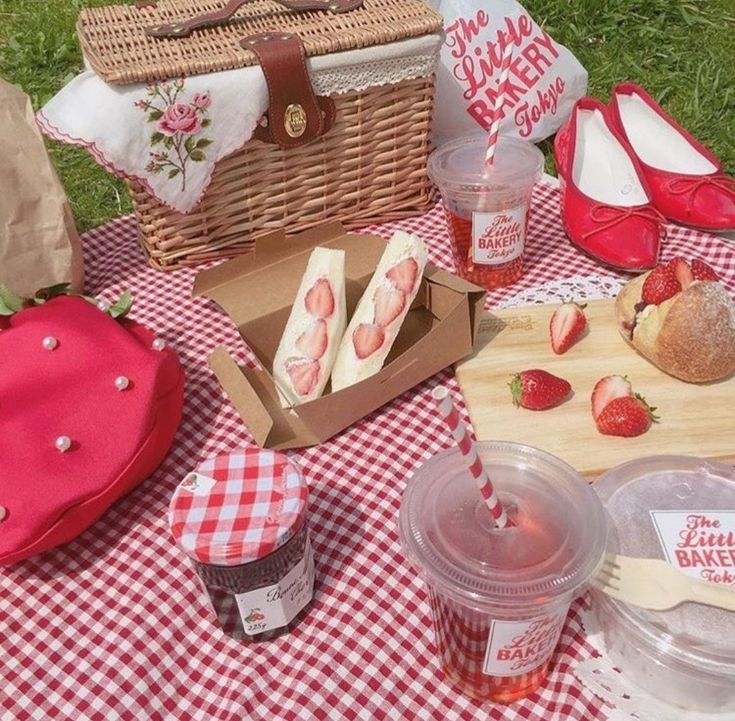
[0,295,184,565]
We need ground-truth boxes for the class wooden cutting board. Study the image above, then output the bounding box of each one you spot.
[455,299,735,481]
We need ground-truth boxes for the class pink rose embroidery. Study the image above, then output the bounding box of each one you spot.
[158,103,202,136]
[135,80,213,192]
[193,92,211,109]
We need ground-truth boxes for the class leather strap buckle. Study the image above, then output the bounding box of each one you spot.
[241,33,336,149]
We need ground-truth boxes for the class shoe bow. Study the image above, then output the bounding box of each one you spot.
[662,174,735,214]
[581,204,666,240]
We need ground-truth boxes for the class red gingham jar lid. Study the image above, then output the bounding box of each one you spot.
[168,448,308,567]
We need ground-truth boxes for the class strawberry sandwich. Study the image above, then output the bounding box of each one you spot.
[272,248,347,407]
[331,231,427,391]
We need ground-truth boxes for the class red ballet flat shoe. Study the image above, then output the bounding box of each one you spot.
[553,97,665,271]
[609,83,735,231]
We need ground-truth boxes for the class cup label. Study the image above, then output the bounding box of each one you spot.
[471,204,527,265]
[650,510,735,586]
[483,611,566,677]
[234,539,315,634]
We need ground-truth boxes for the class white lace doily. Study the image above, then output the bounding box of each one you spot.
[576,604,735,721]
[494,273,625,309]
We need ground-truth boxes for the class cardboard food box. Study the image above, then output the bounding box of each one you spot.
[193,221,486,449]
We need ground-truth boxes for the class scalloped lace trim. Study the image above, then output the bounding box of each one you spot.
[495,274,625,308]
[311,53,438,96]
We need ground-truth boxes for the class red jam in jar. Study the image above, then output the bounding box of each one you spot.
[169,449,314,641]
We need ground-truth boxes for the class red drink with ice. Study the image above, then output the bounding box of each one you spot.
[399,442,606,703]
[429,136,543,291]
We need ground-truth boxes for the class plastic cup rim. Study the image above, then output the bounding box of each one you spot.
[399,441,607,610]
[428,134,545,193]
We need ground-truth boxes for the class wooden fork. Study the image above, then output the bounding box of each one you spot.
[592,553,735,612]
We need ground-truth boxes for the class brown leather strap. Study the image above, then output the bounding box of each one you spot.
[146,0,363,38]
[241,33,335,148]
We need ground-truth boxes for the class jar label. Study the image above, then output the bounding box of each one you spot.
[650,510,735,586]
[483,611,566,677]
[178,472,217,496]
[471,204,527,266]
[235,538,315,634]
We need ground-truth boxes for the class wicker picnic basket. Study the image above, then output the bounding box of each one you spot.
[76,0,443,269]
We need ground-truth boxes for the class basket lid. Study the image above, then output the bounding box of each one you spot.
[78,0,443,85]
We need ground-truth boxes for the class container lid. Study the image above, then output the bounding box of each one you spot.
[428,135,544,194]
[399,442,607,608]
[594,455,735,676]
[168,448,308,566]
[78,0,443,85]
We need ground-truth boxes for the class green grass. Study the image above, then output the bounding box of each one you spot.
[1,0,733,232]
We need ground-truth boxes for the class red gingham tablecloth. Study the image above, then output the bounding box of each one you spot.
[2,179,734,721]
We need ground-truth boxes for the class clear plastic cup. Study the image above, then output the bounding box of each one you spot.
[428,135,544,291]
[399,442,606,703]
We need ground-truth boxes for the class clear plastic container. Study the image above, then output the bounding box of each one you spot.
[399,442,606,702]
[592,455,735,712]
[428,135,543,291]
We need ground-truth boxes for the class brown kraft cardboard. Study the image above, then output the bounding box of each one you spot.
[193,221,485,449]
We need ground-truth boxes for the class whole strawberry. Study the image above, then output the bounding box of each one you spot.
[596,393,658,437]
[509,369,572,410]
[690,258,720,281]
[550,300,587,354]
[641,264,681,305]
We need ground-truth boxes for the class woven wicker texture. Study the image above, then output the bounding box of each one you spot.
[131,76,435,269]
[78,0,443,85]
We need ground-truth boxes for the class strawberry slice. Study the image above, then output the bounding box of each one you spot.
[352,323,385,360]
[295,319,328,360]
[591,375,632,421]
[549,300,587,355]
[304,278,335,319]
[641,264,680,305]
[285,358,320,397]
[691,258,720,281]
[373,285,405,327]
[509,369,572,410]
[667,257,694,290]
[385,258,419,294]
[596,393,658,437]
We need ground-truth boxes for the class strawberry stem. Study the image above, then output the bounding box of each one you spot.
[634,392,660,423]
[509,373,522,408]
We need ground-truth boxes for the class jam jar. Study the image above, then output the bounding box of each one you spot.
[168,448,314,641]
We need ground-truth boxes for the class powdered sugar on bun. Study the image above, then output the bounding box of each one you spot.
[648,281,735,382]
[616,273,735,383]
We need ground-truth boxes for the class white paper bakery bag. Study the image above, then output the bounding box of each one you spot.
[429,0,588,144]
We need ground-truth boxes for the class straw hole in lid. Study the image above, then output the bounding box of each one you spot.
[673,483,694,499]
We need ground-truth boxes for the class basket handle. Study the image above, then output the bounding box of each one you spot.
[145,0,364,39]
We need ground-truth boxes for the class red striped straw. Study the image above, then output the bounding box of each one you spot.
[432,387,512,528]
[485,43,514,166]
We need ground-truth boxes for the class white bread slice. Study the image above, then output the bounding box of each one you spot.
[273,247,346,407]
[331,231,427,391]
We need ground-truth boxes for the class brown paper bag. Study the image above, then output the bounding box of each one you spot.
[0,78,84,297]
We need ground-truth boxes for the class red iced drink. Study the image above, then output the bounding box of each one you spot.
[445,211,525,290]
[428,136,543,291]
[399,442,606,703]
